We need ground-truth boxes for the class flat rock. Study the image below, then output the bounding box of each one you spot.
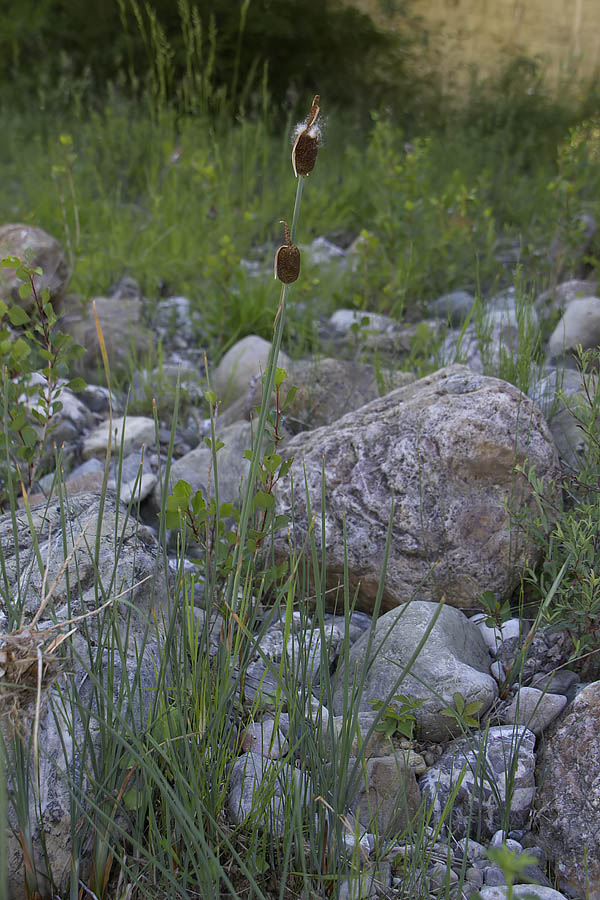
[83,415,156,458]
[501,686,567,736]
[331,601,497,741]
[273,365,559,613]
[227,751,311,835]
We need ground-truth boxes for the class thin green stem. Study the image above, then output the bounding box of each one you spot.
[290,176,304,243]
[226,174,305,613]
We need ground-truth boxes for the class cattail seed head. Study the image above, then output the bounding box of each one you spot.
[274,220,301,284]
[292,94,321,177]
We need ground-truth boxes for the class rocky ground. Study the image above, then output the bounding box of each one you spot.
[1,223,599,899]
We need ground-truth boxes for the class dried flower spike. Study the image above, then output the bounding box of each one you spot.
[274,220,301,284]
[292,94,321,177]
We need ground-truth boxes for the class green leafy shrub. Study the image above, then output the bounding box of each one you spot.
[0,253,85,505]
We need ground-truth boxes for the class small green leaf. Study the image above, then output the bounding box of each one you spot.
[21,425,38,447]
[205,389,218,406]
[253,490,274,509]
[282,385,297,411]
[67,377,87,392]
[8,306,30,326]
[262,453,281,474]
[274,367,287,388]
[272,514,290,531]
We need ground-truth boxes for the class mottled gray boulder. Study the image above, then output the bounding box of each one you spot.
[419,726,536,841]
[273,365,559,613]
[213,335,290,408]
[332,601,497,741]
[535,681,600,900]
[0,223,70,311]
[1,492,170,899]
[546,297,600,367]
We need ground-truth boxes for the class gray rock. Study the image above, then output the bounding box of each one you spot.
[501,686,567,736]
[150,419,262,514]
[60,291,154,378]
[535,680,600,900]
[219,356,414,433]
[484,866,507,886]
[0,223,70,310]
[443,303,538,373]
[546,297,600,367]
[331,601,497,741]
[530,669,580,699]
[241,719,287,758]
[273,365,559,614]
[326,308,442,358]
[346,754,421,835]
[534,279,598,322]
[80,384,122,414]
[226,751,311,834]
[428,290,476,326]
[478,888,571,900]
[0,492,170,898]
[82,415,156,459]
[419,726,536,841]
[306,236,346,265]
[213,335,291,409]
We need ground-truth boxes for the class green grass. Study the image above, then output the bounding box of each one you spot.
[1,32,600,900]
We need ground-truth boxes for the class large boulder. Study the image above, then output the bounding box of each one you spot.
[331,601,497,741]
[535,681,600,900]
[0,224,70,311]
[273,365,559,613]
[0,492,170,898]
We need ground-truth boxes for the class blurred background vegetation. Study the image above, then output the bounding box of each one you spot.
[2,0,600,360]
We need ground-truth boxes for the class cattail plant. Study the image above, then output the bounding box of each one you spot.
[225,94,322,613]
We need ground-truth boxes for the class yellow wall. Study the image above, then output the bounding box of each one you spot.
[352,0,600,92]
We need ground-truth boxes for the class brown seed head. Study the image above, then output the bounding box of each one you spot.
[292,94,321,177]
[274,220,301,284]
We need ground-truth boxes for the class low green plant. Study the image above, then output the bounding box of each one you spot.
[441,691,484,731]
[369,693,424,741]
[483,843,539,900]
